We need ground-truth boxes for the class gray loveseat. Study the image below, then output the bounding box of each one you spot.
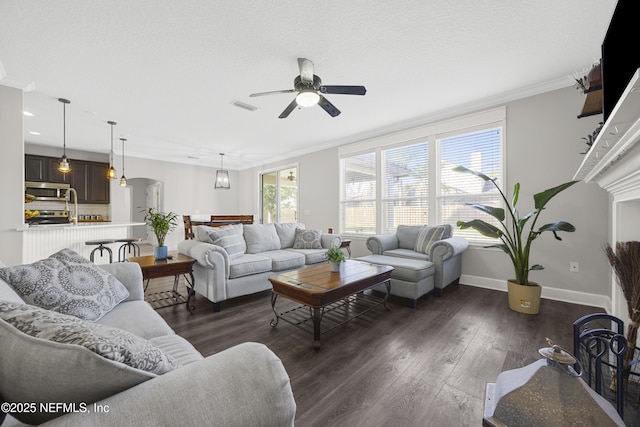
[178,223,341,312]
[359,224,469,307]
[0,257,296,426]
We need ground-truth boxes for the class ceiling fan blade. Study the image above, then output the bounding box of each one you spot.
[318,95,341,117]
[297,58,314,84]
[250,89,295,97]
[319,85,367,96]
[278,98,298,119]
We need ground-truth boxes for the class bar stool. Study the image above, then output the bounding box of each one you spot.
[116,237,142,262]
[85,239,116,263]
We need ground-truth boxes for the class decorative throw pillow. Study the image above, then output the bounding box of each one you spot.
[205,224,246,259]
[0,301,179,425]
[243,223,281,254]
[414,225,446,255]
[292,228,322,249]
[0,249,129,321]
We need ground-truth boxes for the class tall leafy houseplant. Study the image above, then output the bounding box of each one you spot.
[454,166,578,313]
[144,208,178,260]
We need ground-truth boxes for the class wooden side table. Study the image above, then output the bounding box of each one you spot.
[127,252,197,312]
[340,239,352,258]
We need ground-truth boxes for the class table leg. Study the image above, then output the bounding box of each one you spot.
[384,279,391,310]
[313,307,322,349]
[185,272,196,313]
[270,293,279,327]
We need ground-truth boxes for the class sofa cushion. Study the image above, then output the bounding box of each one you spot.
[382,248,429,261]
[148,334,204,366]
[285,248,329,265]
[203,224,246,259]
[275,223,305,248]
[98,300,174,340]
[260,250,305,272]
[396,225,425,250]
[358,254,435,282]
[292,228,322,249]
[228,254,273,279]
[0,249,129,321]
[0,301,179,425]
[243,223,281,254]
[414,225,446,254]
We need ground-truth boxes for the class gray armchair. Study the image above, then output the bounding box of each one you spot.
[365,224,468,296]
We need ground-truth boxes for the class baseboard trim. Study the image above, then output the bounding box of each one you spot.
[460,274,612,313]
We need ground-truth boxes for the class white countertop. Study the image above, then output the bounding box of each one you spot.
[19,222,146,231]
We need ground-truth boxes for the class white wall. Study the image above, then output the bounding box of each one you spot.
[239,85,611,307]
[0,85,24,266]
[109,155,241,251]
[239,147,339,232]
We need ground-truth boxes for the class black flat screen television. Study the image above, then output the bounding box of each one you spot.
[601,0,639,122]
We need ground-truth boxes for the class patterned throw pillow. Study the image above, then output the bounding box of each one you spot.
[292,228,323,249]
[0,249,129,321]
[0,301,180,375]
[414,225,446,255]
[205,224,246,259]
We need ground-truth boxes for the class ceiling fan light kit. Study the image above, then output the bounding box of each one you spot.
[250,58,366,119]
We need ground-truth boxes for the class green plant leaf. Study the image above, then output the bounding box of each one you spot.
[467,203,505,222]
[512,182,520,207]
[537,221,576,233]
[530,264,544,271]
[457,219,502,238]
[534,181,578,210]
[485,243,510,254]
[452,165,495,182]
[518,209,537,229]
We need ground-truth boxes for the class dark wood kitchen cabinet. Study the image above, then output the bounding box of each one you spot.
[25,155,70,183]
[25,155,109,204]
[70,160,110,204]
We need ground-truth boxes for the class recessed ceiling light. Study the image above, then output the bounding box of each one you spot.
[28,131,41,135]
[23,111,34,117]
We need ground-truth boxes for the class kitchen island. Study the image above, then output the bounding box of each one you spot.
[20,222,146,264]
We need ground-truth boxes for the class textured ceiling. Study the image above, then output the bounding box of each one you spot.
[0,0,617,170]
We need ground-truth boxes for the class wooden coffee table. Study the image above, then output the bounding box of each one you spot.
[269,260,394,349]
[127,252,196,313]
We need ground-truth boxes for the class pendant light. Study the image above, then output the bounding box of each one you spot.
[214,153,230,189]
[106,121,118,180]
[57,98,71,173]
[119,138,127,187]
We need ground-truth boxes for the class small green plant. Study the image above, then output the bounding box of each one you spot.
[326,247,346,263]
[144,208,178,247]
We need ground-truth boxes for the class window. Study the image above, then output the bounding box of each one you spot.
[339,107,504,243]
[381,142,428,234]
[438,127,503,243]
[261,166,298,224]
[342,153,376,233]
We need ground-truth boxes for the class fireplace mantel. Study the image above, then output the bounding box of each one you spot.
[574,68,640,196]
[574,68,640,322]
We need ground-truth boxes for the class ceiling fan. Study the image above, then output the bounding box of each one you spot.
[249,58,366,119]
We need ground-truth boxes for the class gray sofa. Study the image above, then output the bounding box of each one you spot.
[178,223,341,312]
[359,224,469,307]
[0,258,296,426]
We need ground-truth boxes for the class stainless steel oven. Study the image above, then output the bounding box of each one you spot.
[25,181,70,202]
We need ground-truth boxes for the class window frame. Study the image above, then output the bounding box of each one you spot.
[339,107,506,245]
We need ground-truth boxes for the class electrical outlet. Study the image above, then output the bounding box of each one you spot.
[570,262,579,273]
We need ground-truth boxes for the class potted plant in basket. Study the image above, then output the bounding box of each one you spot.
[144,208,179,260]
[326,247,346,272]
[454,166,578,314]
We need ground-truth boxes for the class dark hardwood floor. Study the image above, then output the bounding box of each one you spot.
[140,254,640,426]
